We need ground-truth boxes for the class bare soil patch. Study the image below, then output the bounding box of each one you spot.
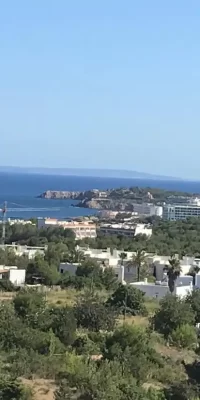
[21,378,56,400]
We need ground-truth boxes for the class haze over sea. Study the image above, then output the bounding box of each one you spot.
[1,173,200,220]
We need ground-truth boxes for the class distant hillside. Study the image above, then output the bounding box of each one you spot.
[0,166,180,180]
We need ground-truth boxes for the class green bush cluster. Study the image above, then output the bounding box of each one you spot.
[0,284,200,398]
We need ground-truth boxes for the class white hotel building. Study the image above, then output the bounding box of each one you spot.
[163,200,200,221]
[132,203,163,217]
[37,218,96,239]
[99,223,152,237]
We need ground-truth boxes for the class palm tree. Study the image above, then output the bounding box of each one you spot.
[119,252,127,266]
[165,256,182,293]
[66,249,85,263]
[129,249,148,282]
[189,265,200,286]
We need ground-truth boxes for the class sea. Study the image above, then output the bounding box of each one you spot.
[1,172,200,220]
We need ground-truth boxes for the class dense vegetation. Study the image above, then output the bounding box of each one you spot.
[86,217,200,256]
[1,221,200,397]
[0,284,200,399]
[3,217,200,257]
[1,218,200,290]
[109,186,194,203]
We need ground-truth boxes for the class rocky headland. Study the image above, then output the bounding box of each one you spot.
[38,187,195,211]
[38,190,96,201]
[75,198,137,210]
[39,190,81,200]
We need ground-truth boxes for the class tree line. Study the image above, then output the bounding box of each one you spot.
[3,216,200,256]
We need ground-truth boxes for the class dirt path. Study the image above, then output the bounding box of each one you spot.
[21,378,56,400]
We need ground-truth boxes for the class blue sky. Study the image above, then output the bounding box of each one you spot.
[0,1,200,179]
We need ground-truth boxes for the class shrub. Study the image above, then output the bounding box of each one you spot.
[103,325,163,383]
[13,291,46,321]
[107,284,148,316]
[152,295,195,338]
[170,324,198,349]
[50,306,76,346]
[72,333,100,355]
[0,279,15,292]
[186,289,200,324]
[7,348,66,379]
[0,375,32,400]
[164,382,199,400]
[74,292,118,332]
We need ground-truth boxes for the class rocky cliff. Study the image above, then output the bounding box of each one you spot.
[76,198,135,211]
[38,186,194,211]
[38,190,97,200]
[38,190,135,211]
[39,190,81,199]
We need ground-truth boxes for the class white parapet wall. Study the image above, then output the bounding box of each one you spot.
[130,280,192,299]
[59,262,125,284]
[9,269,26,285]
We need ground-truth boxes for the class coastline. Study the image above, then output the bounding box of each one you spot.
[2,173,200,219]
[37,186,200,213]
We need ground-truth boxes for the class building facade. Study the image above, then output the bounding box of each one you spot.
[132,203,163,217]
[38,218,96,239]
[130,280,192,299]
[99,223,152,237]
[59,262,125,284]
[0,244,46,259]
[163,204,200,220]
[0,266,26,286]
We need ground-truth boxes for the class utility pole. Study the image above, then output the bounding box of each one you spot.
[90,271,94,294]
[2,201,7,246]
[123,288,127,323]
